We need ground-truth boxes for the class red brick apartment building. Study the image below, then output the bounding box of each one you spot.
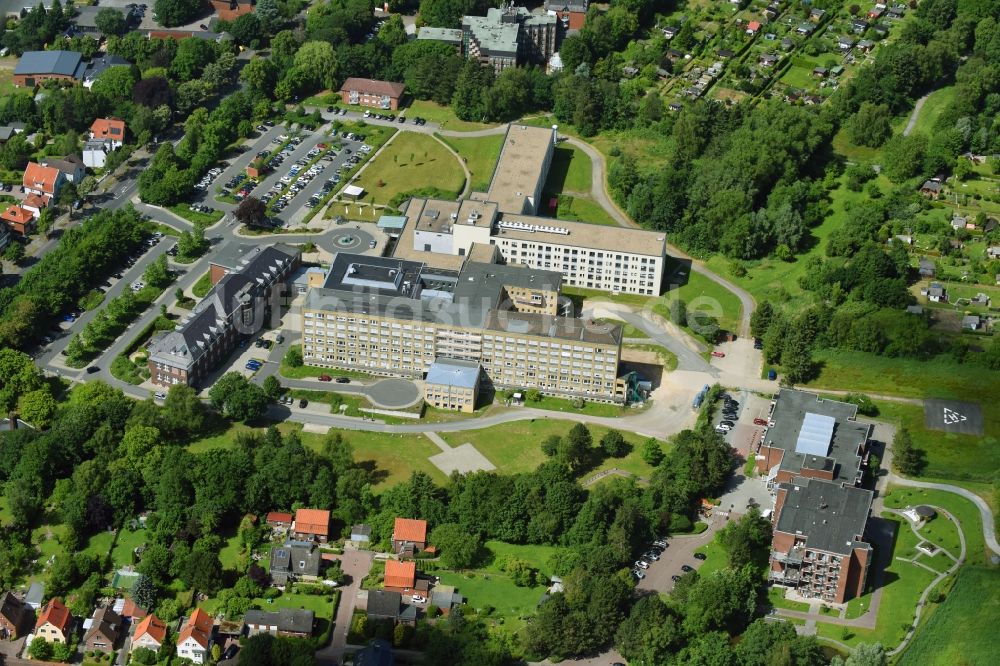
[755,390,875,603]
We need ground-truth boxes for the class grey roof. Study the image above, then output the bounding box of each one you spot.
[417,27,463,43]
[0,123,25,141]
[354,639,395,666]
[452,261,562,309]
[212,242,299,273]
[83,55,132,82]
[269,543,322,583]
[84,139,112,153]
[764,389,870,485]
[775,477,873,555]
[462,9,521,57]
[546,0,588,10]
[41,156,83,176]
[430,585,463,609]
[351,524,372,538]
[15,51,85,79]
[25,583,44,608]
[244,608,314,634]
[915,505,936,518]
[425,359,481,389]
[367,591,401,619]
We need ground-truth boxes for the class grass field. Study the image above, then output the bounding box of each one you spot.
[110,528,147,570]
[767,586,811,612]
[896,566,1000,666]
[905,85,958,138]
[883,486,989,566]
[354,132,465,205]
[553,194,619,226]
[192,271,213,298]
[438,420,661,478]
[439,134,504,191]
[544,144,593,194]
[404,100,499,132]
[168,204,224,226]
[805,349,1000,484]
[692,537,729,579]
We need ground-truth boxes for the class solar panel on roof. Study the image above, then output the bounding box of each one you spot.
[795,412,835,457]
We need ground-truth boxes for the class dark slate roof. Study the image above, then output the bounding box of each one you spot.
[354,639,395,666]
[775,476,873,555]
[243,608,314,634]
[83,55,132,82]
[367,591,401,619]
[269,543,322,580]
[764,389,870,485]
[15,51,85,78]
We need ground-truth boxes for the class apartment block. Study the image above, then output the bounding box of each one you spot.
[393,124,667,296]
[148,244,299,387]
[458,7,557,73]
[424,358,482,412]
[756,390,875,604]
[302,254,624,402]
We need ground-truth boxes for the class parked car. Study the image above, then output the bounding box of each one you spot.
[634,560,649,570]
[715,424,732,433]
[318,374,332,382]
[694,553,707,561]
[632,569,645,580]
[671,575,682,582]
[86,366,100,374]
[335,377,350,384]
[644,551,660,561]
[154,392,166,400]
[299,398,308,408]
[412,594,427,604]
[720,420,735,428]
[681,565,694,572]
[753,417,768,426]
[711,351,726,358]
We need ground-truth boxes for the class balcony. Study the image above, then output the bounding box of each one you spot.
[772,548,805,565]
[769,568,801,583]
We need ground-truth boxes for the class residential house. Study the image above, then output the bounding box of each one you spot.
[112,597,147,621]
[430,585,464,615]
[759,53,779,68]
[851,19,869,34]
[810,8,826,22]
[920,180,943,199]
[984,217,998,233]
[383,560,417,595]
[872,23,889,37]
[266,511,293,531]
[35,598,72,643]
[926,283,947,303]
[391,518,428,556]
[971,293,991,307]
[0,123,25,143]
[83,140,113,169]
[781,37,795,50]
[838,36,856,50]
[42,156,85,184]
[868,4,886,19]
[90,119,126,149]
[0,224,9,253]
[0,592,30,639]
[13,51,85,86]
[244,609,314,638]
[176,608,213,664]
[82,55,132,89]
[887,4,905,19]
[918,258,936,278]
[2,205,35,235]
[268,542,322,586]
[291,508,331,543]
[905,305,923,315]
[986,246,1000,259]
[857,39,875,53]
[962,315,982,331]
[131,614,167,654]
[717,48,735,59]
[813,67,828,78]
[83,607,123,653]
[746,21,762,35]
[354,638,396,666]
[73,6,142,35]
[796,22,815,35]
[351,524,372,543]
[211,0,255,21]
[23,162,65,202]
[338,78,406,111]
[366,591,402,624]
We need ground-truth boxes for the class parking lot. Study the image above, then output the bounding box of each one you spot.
[713,389,775,460]
[635,521,723,594]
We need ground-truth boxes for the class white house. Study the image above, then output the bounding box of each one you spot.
[83,139,112,168]
[176,608,212,664]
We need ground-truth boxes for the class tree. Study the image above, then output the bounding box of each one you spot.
[882,134,928,182]
[240,57,278,98]
[845,642,887,666]
[600,430,628,458]
[132,574,156,610]
[293,41,338,91]
[95,7,127,35]
[208,373,269,422]
[642,438,664,466]
[735,618,826,665]
[559,423,592,471]
[430,523,481,569]
[750,301,775,340]
[182,549,223,593]
[153,0,203,28]
[28,637,54,661]
[284,346,303,368]
[892,428,923,475]
[262,375,282,401]
[234,196,269,228]
[143,254,171,288]
[3,241,25,265]
[848,103,893,147]
[541,434,561,457]
[717,508,772,569]
[17,388,57,429]
[230,13,263,45]
[0,348,44,411]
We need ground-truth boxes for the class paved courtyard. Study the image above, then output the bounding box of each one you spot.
[425,432,496,475]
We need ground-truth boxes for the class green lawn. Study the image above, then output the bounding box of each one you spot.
[905,85,958,138]
[201,590,337,621]
[662,267,744,337]
[553,194,619,226]
[543,144,592,194]
[896,566,1000,666]
[436,569,546,628]
[481,541,565,574]
[168,203,224,226]
[439,134,504,192]
[521,394,630,418]
[692,537,728,579]
[767,586,811,613]
[110,528,147,570]
[82,530,117,563]
[805,353,1000,484]
[192,271,213,298]
[883,486,989,566]
[354,132,465,205]
[218,529,243,571]
[438,420,661,478]
[404,99,500,131]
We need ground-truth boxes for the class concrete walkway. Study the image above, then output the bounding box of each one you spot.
[904,92,931,137]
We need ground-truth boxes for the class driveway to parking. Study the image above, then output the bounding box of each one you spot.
[636,519,725,594]
[211,124,287,188]
[317,549,374,665]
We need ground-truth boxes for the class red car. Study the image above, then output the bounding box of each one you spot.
[711,351,726,358]
[753,418,768,426]
[318,374,332,382]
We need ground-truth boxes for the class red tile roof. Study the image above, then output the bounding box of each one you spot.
[1,205,33,224]
[22,194,48,211]
[22,162,60,195]
[384,559,416,589]
[133,614,167,644]
[339,77,406,99]
[747,21,762,31]
[121,598,147,620]
[266,511,293,524]
[178,608,212,649]
[90,118,126,140]
[393,517,427,543]
[294,508,330,537]
[36,598,71,632]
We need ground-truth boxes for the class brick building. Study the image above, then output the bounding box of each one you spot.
[338,78,406,110]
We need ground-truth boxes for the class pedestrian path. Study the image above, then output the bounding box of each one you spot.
[424,432,495,475]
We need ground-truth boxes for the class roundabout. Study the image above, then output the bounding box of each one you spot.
[324,226,374,253]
